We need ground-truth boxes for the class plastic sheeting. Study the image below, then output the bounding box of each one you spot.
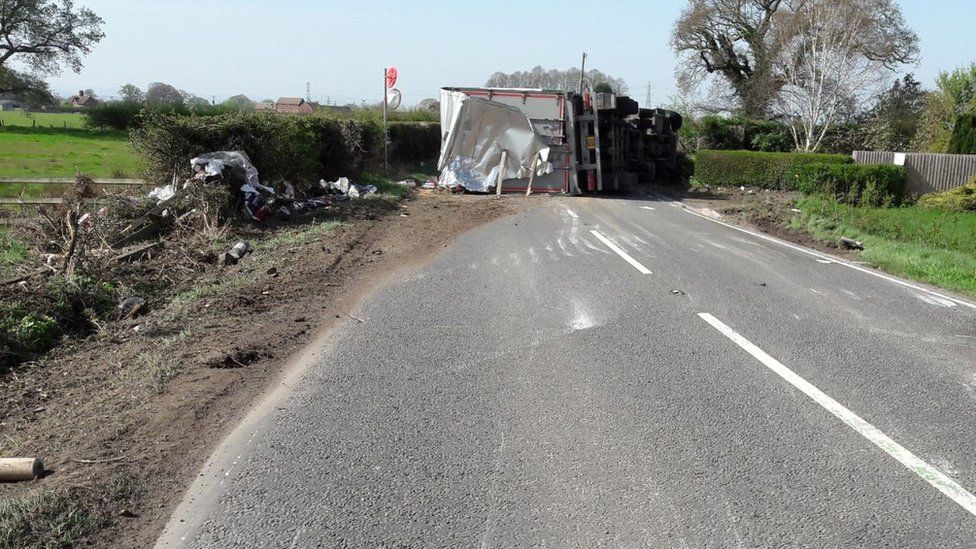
[438,95,551,193]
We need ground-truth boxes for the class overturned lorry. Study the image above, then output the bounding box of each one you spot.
[438,87,682,195]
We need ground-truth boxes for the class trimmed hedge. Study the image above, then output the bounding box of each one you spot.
[695,150,853,189]
[789,163,908,206]
[130,112,440,183]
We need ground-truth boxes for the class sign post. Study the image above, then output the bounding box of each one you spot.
[383,67,398,173]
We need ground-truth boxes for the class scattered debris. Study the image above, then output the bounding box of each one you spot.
[219,241,253,267]
[118,297,148,320]
[840,237,865,251]
[348,314,366,323]
[755,282,768,287]
[71,455,129,465]
[113,242,164,263]
[671,289,686,296]
[319,177,378,200]
[396,178,418,187]
[0,457,44,482]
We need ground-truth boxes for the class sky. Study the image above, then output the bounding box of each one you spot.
[43,0,976,108]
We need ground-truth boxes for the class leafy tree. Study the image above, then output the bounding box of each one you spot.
[0,0,104,100]
[859,74,926,151]
[222,94,255,111]
[912,64,976,152]
[948,113,976,154]
[145,82,184,106]
[118,83,144,103]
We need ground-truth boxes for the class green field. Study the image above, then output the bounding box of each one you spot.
[0,127,142,179]
[0,111,87,129]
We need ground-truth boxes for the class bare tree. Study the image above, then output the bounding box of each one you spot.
[774,0,918,151]
[485,66,629,95]
[672,0,785,117]
[0,0,104,96]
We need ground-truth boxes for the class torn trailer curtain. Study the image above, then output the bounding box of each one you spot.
[437,92,554,193]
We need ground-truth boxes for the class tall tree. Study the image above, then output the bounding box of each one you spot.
[222,94,254,111]
[118,83,144,103]
[912,64,976,153]
[860,74,926,151]
[672,0,917,123]
[672,0,785,118]
[0,0,104,98]
[773,0,918,151]
[145,82,184,106]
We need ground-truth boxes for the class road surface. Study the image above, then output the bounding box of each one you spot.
[157,194,976,548]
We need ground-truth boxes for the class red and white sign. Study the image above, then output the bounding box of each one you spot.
[385,67,398,89]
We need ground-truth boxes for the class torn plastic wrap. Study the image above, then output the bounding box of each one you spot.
[190,151,262,188]
[437,96,552,193]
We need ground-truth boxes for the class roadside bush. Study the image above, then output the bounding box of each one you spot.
[131,112,441,183]
[695,116,793,152]
[86,102,246,131]
[388,123,441,164]
[694,150,853,189]
[917,176,976,212]
[0,276,116,367]
[789,163,907,206]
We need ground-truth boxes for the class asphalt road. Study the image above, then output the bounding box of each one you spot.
[157,194,976,548]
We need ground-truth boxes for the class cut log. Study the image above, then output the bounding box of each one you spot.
[113,242,164,263]
[0,458,44,482]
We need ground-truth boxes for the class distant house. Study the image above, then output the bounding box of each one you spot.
[253,102,274,113]
[274,97,314,115]
[0,99,25,111]
[69,91,99,108]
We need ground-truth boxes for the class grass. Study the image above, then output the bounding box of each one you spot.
[0,226,27,274]
[0,127,142,179]
[0,486,111,549]
[257,220,342,250]
[0,112,87,129]
[792,196,976,296]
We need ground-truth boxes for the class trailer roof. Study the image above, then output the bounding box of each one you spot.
[441,86,568,95]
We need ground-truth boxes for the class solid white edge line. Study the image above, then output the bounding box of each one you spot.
[698,312,976,518]
[590,230,652,275]
[682,207,976,311]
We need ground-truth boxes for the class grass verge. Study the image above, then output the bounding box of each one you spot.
[0,478,133,549]
[792,196,976,296]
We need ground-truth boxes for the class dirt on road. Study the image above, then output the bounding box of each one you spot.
[0,191,531,548]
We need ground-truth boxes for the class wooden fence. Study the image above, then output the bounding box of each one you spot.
[853,151,976,196]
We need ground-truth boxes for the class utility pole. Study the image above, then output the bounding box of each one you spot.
[578,52,588,94]
[306,82,311,103]
[644,82,652,107]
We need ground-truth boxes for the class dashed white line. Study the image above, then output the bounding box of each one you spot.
[590,230,652,275]
[565,208,579,219]
[683,208,976,311]
[641,206,656,211]
[698,312,976,518]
